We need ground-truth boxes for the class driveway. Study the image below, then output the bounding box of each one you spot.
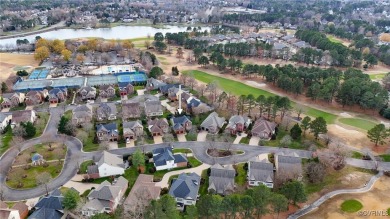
[161,99,176,114]
[233,133,247,144]
[63,174,98,194]
[126,140,135,147]
[153,136,163,144]
[137,89,145,95]
[25,105,34,110]
[155,163,211,188]
[249,136,260,146]
[49,103,58,108]
[108,142,118,150]
[1,108,10,112]
[177,134,187,142]
[197,131,208,142]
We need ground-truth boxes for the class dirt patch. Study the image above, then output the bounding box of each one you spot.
[327,124,369,150]
[340,112,353,118]
[302,176,390,219]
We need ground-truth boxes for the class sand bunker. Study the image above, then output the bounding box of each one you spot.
[246,80,266,87]
[340,112,353,118]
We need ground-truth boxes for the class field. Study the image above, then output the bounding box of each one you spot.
[338,118,377,131]
[326,35,351,47]
[369,73,386,80]
[183,69,338,124]
[0,53,39,82]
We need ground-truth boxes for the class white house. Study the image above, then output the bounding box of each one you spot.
[152,147,187,171]
[0,113,11,132]
[247,158,274,188]
[96,151,125,177]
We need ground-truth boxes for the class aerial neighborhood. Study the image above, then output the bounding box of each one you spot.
[0,0,390,219]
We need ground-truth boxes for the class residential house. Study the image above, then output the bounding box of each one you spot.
[208,164,236,195]
[144,100,163,117]
[78,86,97,100]
[169,173,200,208]
[152,147,187,171]
[118,82,134,97]
[48,88,67,104]
[146,78,166,91]
[123,120,143,142]
[147,118,169,136]
[225,115,251,135]
[1,93,25,109]
[123,174,161,214]
[275,152,303,181]
[11,202,29,219]
[122,102,141,119]
[185,96,212,115]
[171,115,192,134]
[99,85,116,99]
[251,119,277,140]
[272,42,290,60]
[0,209,20,219]
[159,84,180,95]
[82,176,128,216]
[12,110,36,125]
[247,159,274,188]
[72,104,93,125]
[25,90,46,106]
[96,123,119,141]
[88,151,125,178]
[200,112,225,134]
[0,113,11,132]
[96,103,117,121]
[29,189,65,219]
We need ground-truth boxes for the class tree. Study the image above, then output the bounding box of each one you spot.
[306,161,326,183]
[364,54,378,67]
[280,135,292,148]
[154,32,164,42]
[144,40,152,49]
[63,189,80,210]
[367,124,389,146]
[35,38,49,49]
[61,49,72,62]
[197,195,222,218]
[132,149,145,168]
[198,55,209,67]
[36,172,52,195]
[176,47,184,60]
[184,205,198,219]
[51,39,65,54]
[76,54,85,63]
[290,124,302,140]
[221,194,241,219]
[193,47,203,61]
[240,195,254,218]
[22,121,36,138]
[280,180,307,205]
[160,194,180,219]
[300,116,311,137]
[246,185,271,218]
[34,46,50,62]
[270,194,288,219]
[122,39,134,50]
[144,200,164,219]
[91,213,111,219]
[309,117,328,140]
[1,82,7,93]
[149,66,164,79]
[155,41,167,52]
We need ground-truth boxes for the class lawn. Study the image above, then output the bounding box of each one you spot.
[341,199,363,213]
[199,169,209,196]
[327,35,343,44]
[369,73,386,80]
[379,154,390,162]
[34,112,50,137]
[264,129,311,149]
[234,163,247,186]
[173,148,192,154]
[79,160,94,174]
[239,137,250,144]
[0,128,13,156]
[352,151,363,159]
[82,137,99,152]
[183,70,338,124]
[152,156,202,181]
[338,118,377,131]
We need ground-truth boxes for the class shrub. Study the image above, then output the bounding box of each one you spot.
[160,187,169,195]
[149,167,156,173]
[243,163,248,171]
[207,168,211,176]
[146,152,153,158]
[187,163,192,168]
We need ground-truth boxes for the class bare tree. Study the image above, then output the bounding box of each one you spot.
[13,126,27,137]
[83,123,93,137]
[77,131,88,145]
[101,53,112,64]
[99,141,109,151]
[197,84,207,97]
[36,172,52,195]
[11,136,25,152]
[294,106,306,120]
[281,112,293,131]
[318,142,351,170]
[305,161,326,183]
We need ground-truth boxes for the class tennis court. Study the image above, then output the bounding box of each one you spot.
[38,69,50,79]
[28,69,41,79]
[117,73,147,83]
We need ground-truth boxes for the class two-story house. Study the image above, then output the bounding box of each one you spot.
[118,82,134,97]
[225,115,251,135]
[48,88,67,104]
[147,118,169,136]
[152,147,187,171]
[99,85,116,99]
[200,112,225,134]
[96,103,117,121]
[123,120,143,142]
[0,113,11,132]
[251,119,277,140]
[247,159,274,188]
[72,104,93,126]
[208,164,236,195]
[25,90,46,106]
[169,173,200,209]
[96,123,119,141]
[11,110,36,125]
[144,100,163,117]
[171,115,192,134]
[1,93,25,109]
[122,102,141,119]
[78,86,97,100]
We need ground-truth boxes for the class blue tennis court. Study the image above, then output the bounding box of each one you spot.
[38,69,49,79]
[29,69,41,79]
[117,73,147,83]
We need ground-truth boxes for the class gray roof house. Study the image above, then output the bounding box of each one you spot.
[275,152,303,181]
[148,118,169,136]
[152,147,188,171]
[96,103,117,121]
[251,119,277,140]
[171,115,192,134]
[146,78,167,91]
[78,86,97,100]
[208,164,236,195]
[29,189,67,219]
[144,100,163,117]
[82,176,128,217]
[123,120,143,142]
[72,104,93,126]
[225,115,251,135]
[169,173,200,208]
[248,159,274,188]
[96,123,119,141]
[200,112,225,134]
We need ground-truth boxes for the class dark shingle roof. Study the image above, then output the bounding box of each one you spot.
[153,147,175,167]
[28,207,63,219]
[169,173,200,200]
[35,196,63,210]
[248,161,274,182]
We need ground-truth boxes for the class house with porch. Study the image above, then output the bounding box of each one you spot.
[25,90,46,106]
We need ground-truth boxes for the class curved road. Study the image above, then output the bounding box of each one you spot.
[288,171,384,219]
[0,107,389,201]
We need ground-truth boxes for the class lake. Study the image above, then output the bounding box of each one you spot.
[0,25,210,46]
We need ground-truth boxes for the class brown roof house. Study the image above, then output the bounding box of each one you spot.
[48,88,67,104]
[96,123,119,142]
[96,103,117,121]
[25,90,46,106]
[123,174,161,216]
[72,104,93,126]
[99,85,116,99]
[122,102,141,119]
[208,164,236,195]
[251,119,277,140]
[118,82,134,97]
[123,120,143,142]
[144,100,163,117]
[148,118,169,136]
[1,92,25,109]
[225,115,251,135]
[146,78,166,91]
[0,201,28,219]
[275,152,303,181]
[82,176,128,217]
[200,112,225,134]
[11,202,29,219]
[12,110,37,125]
[78,86,97,100]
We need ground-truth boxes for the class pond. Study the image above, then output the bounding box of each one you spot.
[0,25,211,46]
